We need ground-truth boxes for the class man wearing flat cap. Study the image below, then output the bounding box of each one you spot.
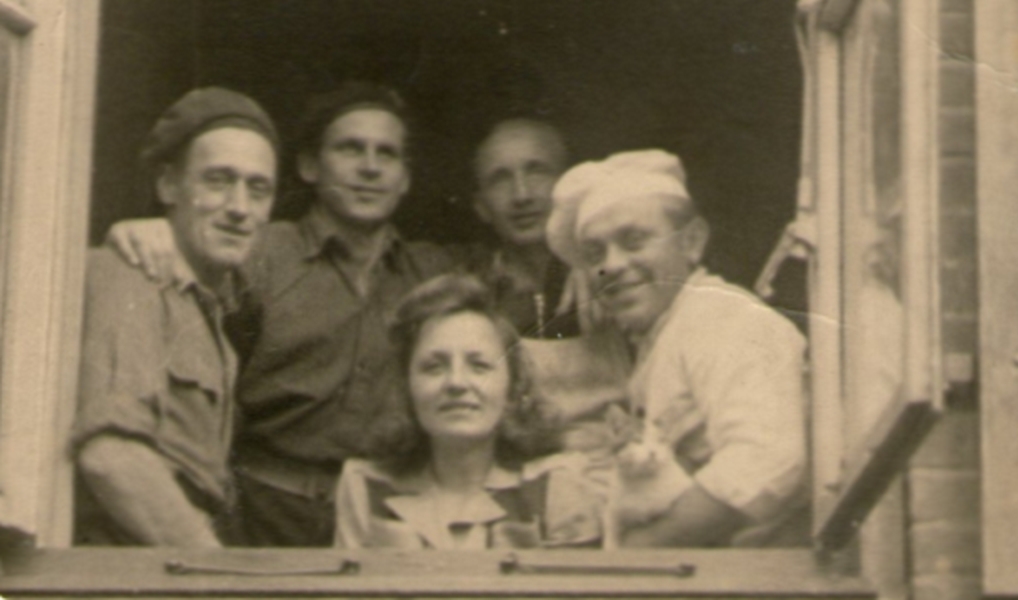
[73,87,279,546]
[547,149,808,547]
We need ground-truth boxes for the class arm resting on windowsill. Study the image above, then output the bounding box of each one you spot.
[77,435,222,548]
[620,484,747,548]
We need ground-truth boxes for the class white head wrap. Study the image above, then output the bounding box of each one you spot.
[546,149,691,267]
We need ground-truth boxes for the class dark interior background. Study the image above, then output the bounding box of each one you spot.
[90,0,802,288]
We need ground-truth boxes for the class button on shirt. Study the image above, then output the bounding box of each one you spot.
[73,248,238,507]
[230,206,452,466]
[628,268,808,543]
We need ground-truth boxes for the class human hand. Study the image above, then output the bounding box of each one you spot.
[106,218,186,284]
[556,268,608,334]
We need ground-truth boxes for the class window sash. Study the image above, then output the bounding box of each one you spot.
[0,0,99,545]
[808,0,941,552]
[975,0,1018,594]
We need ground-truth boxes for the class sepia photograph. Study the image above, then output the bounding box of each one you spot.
[0,0,1007,598]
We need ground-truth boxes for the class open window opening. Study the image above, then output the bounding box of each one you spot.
[0,0,943,596]
[89,0,804,290]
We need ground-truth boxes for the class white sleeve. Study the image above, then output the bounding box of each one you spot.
[688,310,808,523]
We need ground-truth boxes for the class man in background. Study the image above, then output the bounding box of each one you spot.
[460,117,581,339]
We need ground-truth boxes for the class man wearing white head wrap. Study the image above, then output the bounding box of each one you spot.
[547,149,809,547]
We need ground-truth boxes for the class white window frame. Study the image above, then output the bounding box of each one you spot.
[0,0,942,596]
[811,0,942,552]
[0,0,100,546]
[975,0,1018,595]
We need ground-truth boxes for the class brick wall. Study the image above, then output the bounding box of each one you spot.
[907,0,981,598]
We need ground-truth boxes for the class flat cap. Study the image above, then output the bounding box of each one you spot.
[140,87,279,169]
[546,149,691,268]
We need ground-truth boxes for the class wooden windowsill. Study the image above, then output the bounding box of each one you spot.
[0,547,875,598]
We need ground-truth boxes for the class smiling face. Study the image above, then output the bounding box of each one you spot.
[474,120,567,248]
[300,108,410,229]
[408,311,511,444]
[577,197,707,336]
[158,127,277,282]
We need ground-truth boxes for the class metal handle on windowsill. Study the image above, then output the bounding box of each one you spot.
[165,559,360,576]
[499,553,696,577]
[165,554,695,578]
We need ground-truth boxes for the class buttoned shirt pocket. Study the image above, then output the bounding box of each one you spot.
[161,349,233,503]
[167,342,227,400]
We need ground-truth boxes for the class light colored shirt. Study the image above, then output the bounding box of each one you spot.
[74,247,238,506]
[334,454,604,550]
[628,268,808,545]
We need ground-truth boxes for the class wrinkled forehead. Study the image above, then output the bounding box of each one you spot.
[180,126,278,173]
[476,121,566,174]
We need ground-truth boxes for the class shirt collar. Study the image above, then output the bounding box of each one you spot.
[365,462,524,549]
[299,204,404,265]
[166,247,243,314]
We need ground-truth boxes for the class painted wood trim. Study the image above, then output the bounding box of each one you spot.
[808,25,846,539]
[900,0,940,413]
[0,0,100,545]
[810,0,940,558]
[975,0,1018,594]
[0,548,876,598]
[833,4,910,595]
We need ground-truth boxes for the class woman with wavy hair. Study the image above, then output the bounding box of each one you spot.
[333,274,604,549]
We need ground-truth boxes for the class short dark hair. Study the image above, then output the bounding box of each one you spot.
[362,274,563,475]
[296,81,411,158]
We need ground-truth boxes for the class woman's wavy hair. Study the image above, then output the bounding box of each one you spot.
[362,274,563,475]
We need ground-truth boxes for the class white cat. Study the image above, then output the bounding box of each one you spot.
[602,405,694,548]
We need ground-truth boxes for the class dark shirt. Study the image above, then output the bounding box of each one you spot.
[229,207,452,466]
[450,243,581,340]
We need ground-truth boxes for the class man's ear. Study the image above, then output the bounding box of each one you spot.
[683,216,710,266]
[473,193,493,224]
[155,166,178,208]
[297,152,319,185]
